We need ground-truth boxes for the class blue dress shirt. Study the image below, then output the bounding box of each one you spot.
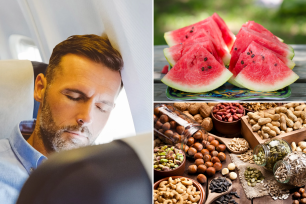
[0,120,46,204]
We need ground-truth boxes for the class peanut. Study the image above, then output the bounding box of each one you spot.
[258,118,272,126]
[286,110,297,122]
[271,121,280,127]
[266,123,281,135]
[280,115,287,131]
[252,124,261,132]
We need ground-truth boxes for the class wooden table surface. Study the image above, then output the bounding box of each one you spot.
[154,45,306,101]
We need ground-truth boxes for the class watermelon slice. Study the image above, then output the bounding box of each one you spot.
[161,45,233,93]
[229,27,295,73]
[163,37,224,66]
[211,13,236,51]
[235,45,299,92]
[242,21,283,42]
[229,41,295,87]
[164,17,231,64]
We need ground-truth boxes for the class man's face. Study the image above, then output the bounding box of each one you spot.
[39,53,121,152]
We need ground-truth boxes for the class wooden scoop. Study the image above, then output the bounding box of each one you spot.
[205,178,233,204]
[208,133,249,154]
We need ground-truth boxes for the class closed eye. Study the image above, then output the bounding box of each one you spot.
[66,95,81,101]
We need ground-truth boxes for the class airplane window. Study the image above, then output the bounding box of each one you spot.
[95,87,136,144]
[9,35,42,62]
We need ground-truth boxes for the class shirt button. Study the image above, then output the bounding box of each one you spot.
[30,167,34,172]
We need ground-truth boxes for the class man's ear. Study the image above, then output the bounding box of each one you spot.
[34,73,47,103]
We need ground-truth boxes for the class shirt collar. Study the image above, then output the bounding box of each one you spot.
[9,120,47,174]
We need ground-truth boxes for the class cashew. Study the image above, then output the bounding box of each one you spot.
[158,196,165,203]
[163,199,173,204]
[186,186,195,195]
[159,181,168,188]
[169,177,177,185]
[181,179,193,186]
[176,184,185,194]
[188,195,200,202]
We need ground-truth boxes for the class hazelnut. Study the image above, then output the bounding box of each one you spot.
[158,129,164,134]
[195,159,204,166]
[162,122,171,131]
[173,134,181,143]
[154,115,157,123]
[292,200,299,204]
[202,140,210,147]
[166,105,174,112]
[303,192,306,198]
[179,114,187,120]
[197,174,207,184]
[201,149,210,156]
[210,140,219,147]
[210,150,219,157]
[218,152,226,162]
[188,165,197,174]
[206,145,215,152]
[154,107,160,116]
[176,126,185,134]
[206,167,216,176]
[187,137,195,146]
[216,144,226,152]
[293,192,301,199]
[170,121,177,129]
[194,142,203,152]
[228,163,236,171]
[155,121,163,129]
[203,154,211,162]
[300,188,305,194]
[193,131,203,140]
[194,152,203,160]
[229,172,237,180]
[208,135,215,142]
[205,162,213,168]
[301,198,306,204]
[211,156,221,164]
[222,168,229,175]
[213,162,222,171]
[164,130,174,138]
[160,115,169,123]
[188,147,197,156]
[197,165,207,173]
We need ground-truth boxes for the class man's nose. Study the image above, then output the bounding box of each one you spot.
[76,101,94,126]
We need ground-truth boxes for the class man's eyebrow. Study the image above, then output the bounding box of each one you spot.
[64,88,114,106]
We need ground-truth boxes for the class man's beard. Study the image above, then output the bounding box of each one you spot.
[39,95,92,152]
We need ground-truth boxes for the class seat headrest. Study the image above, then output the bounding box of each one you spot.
[16,140,152,204]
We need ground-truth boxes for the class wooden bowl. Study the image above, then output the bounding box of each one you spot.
[154,176,205,204]
[211,105,245,137]
[154,152,186,182]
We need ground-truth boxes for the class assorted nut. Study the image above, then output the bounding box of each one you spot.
[228,138,249,152]
[209,177,232,193]
[291,141,306,154]
[291,188,306,204]
[274,151,306,187]
[242,102,279,112]
[154,145,184,171]
[237,150,254,164]
[262,179,290,200]
[247,103,306,140]
[154,177,201,204]
[212,103,244,122]
[244,167,265,187]
[229,172,237,180]
[214,191,240,204]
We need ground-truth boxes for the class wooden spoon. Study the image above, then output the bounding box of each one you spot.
[205,178,233,204]
[208,133,248,154]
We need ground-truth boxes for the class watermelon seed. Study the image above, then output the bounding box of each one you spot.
[234,48,237,51]
[251,54,255,58]
[208,66,212,69]
[201,67,204,71]
[275,63,277,66]
[247,52,250,55]
[192,26,194,29]
[250,50,252,53]
[190,30,193,33]
[185,35,188,39]
[262,55,265,60]
[241,60,244,64]
[253,61,255,63]
[204,57,208,61]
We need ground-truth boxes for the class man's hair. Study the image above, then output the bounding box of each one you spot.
[45,34,123,84]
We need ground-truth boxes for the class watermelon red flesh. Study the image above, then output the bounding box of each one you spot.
[164,37,224,66]
[235,48,299,92]
[211,13,236,51]
[232,41,295,77]
[229,27,294,72]
[161,45,233,93]
[242,21,283,42]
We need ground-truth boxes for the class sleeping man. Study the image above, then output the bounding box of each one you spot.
[0,34,123,204]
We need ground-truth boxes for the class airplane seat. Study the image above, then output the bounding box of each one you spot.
[16,133,152,204]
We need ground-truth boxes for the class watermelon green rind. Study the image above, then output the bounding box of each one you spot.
[288,44,295,59]
[277,37,284,42]
[164,32,176,47]
[235,70,299,92]
[162,68,233,93]
[228,76,245,88]
[163,48,176,66]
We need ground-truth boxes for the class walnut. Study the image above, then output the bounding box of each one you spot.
[173,102,187,111]
[199,103,211,118]
[193,114,203,123]
[201,117,213,132]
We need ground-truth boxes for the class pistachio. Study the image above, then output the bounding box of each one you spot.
[244,167,264,187]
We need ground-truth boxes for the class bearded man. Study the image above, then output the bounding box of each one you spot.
[0,34,123,204]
